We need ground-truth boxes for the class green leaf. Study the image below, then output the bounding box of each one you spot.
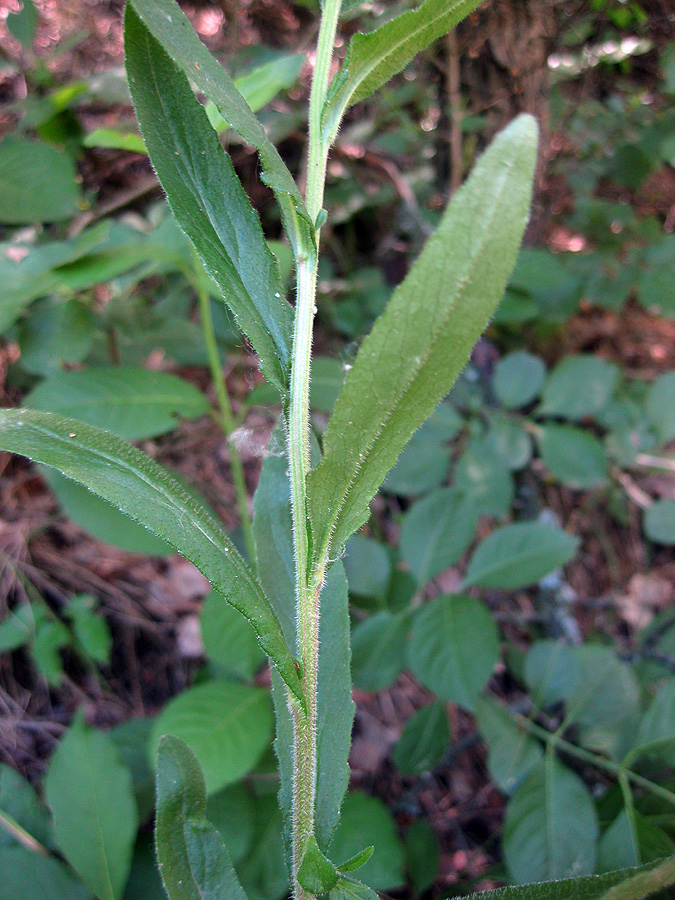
[453,442,515,517]
[486,412,533,472]
[644,500,675,546]
[329,792,405,892]
[45,714,138,900]
[338,846,375,874]
[343,535,392,599]
[646,372,675,444]
[84,126,147,153]
[308,115,538,563]
[523,640,580,708]
[473,696,543,794]
[201,590,266,679]
[405,820,439,895]
[125,6,293,393]
[235,793,288,900]
[462,522,579,590]
[0,409,302,702]
[155,735,249,900]
[206,784,256,865]
[254,429,354,852]
[537,424,609,490]
[0,846,90,900]
[503,757,598,884]
[18,297,94,377]
[26,368,211,441]
[538,355,620,421]
[126,0,313,260]
[0,764,52,850]
[0,605,33,652]
[66,595,112,665]
[493,351,546,409]
[298,836,340,894]
[598,810,674,874]
[323,0,485,142]
[151,680,273,795]
[632,677,675,763]
[6,0,38,48]
[41,466,174,555]
[331,877,381,900]
[206,53,304,128]
[351,610,409,692]
[381,440,451,496]
[0,136,82,224]
[455,858,675,899]
[110,718,156,825]
[400,487,478,586]
[392,700,449,776]
[406,595,499,709]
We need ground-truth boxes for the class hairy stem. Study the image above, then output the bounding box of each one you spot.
[287,1,342,897]
[197,277,256,565]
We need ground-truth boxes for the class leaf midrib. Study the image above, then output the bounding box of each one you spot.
[313,159,512,561]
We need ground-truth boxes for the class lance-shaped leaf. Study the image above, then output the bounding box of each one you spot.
[323,0,485,143]
[155,735,249,900]
[125,6,292,393]
[307,115,538,564]
[0,408,302,703]
[126,0,314,261]
[255,428,353,855]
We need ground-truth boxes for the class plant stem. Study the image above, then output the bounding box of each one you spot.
[287,2,342,897]
[511,709,675,809]
[197,277,256,566]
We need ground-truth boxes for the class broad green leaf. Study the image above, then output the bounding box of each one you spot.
[84,126,147,153]
[331,877,380,900]
[598,810,674,874]
[0,764,52,850]
[151,680,273,795]
[646,371,675,443]
[456,858,675,899]
[537,424,609,489]
[323,0,485,143]
[405,820,439,896]
[7,0,38,47]
[0,136,82,224]
[125,6,293,393]
[110,718,156,825]
[330,792,405,892]
[473,696,543,794]
[351,610,409,692]
[486,412,533,471]
[206,783,256,865]
[65,595,112,665]
[0,604,33,651]
[45,714,138,900]
[644,500,675,546]
[26,368,211,441]
[0,846,90,900]
[628,677,675,764]
[537,355,620,421]
[392,700,449,776]
[493,351,546,409]
[201,590,266,679]
[503,757,598,884]
[126,0,313,260]
[307,116,538,563]
[235,794,288,900]
[155,735,248,900]
[18,297,94,377]
[406,595,499,709]
[124,835,167,900]
[564,645,640,760]
[343,535,392,599]
[0,409,302,702]
[381,440,451,496]
[453,442,515,517]
[254,432,353,851]
[400,487,478,586]
[524,640,580,709]
[462,522,579,590]
[41,466,173,555]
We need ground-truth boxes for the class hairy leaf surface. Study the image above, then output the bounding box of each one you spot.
[307,116,538,564]
[0,408,302,702]
[323,0,484,142]
[126,0,314,259]
[155,735,249,900]
[125,6,293,392]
